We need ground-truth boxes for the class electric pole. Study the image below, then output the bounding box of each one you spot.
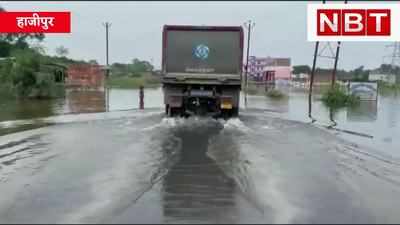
[103,22,111,77]
[103,22,111,112]
[244,20,255,107]
[331,0,347,88]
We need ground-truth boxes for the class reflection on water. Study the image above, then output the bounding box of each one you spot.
[0,98,58,122]
[65,90,106,114]
[0,87,399,158]
[161,121,239,223]
[245,88,400,158]
[347,101,378,122]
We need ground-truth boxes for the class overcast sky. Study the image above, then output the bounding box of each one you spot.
[1,1,396,70]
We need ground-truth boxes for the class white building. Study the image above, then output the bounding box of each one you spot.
[369,72,396,84]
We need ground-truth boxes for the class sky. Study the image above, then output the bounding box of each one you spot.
[1,1,397,70]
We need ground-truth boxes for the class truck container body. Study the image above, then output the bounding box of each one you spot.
[162,25,244,118]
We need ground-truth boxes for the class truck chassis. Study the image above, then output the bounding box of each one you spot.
[163,83,240,118]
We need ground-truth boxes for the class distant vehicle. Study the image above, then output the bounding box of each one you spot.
[161,25,244,118]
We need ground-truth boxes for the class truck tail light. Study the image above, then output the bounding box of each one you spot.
[220,97,233,109]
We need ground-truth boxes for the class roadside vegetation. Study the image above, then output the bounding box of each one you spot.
[107,72,161,89]
[378,80,400,95]
[0,6,82,99]
[0,6,158,99]
[106,59,160,89]
[266,89,287,99]
[321,84,360,109]
[0,40,83,99]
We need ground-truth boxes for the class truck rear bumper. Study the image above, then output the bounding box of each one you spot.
[163,83,240,117]
[162,73,241,86]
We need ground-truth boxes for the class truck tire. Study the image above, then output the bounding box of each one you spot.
[165,105,169,115]
[167,106,173,117]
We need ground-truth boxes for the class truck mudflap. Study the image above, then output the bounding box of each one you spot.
[163,84,240,118]
[168,95,183,108]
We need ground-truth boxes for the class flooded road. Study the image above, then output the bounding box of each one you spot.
[0,88,400,223]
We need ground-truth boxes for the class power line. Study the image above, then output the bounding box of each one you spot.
[383,42,400,67]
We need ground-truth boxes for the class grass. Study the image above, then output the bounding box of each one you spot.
[0,84,14,99]
[106,73,161,89]
[321,85,360,109]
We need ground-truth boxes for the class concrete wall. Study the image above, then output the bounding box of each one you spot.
[67,64,105,89]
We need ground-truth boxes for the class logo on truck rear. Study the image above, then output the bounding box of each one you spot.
[193,44,209,60]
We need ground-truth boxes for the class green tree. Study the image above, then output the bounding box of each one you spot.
[129,58,154,73]
[55,45,69,57]
[0,7,45,56]
[292,65,311,74]
[88,59,98,65]
[11,49,40,97]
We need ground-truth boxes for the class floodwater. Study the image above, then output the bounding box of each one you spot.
[0,87,400,223]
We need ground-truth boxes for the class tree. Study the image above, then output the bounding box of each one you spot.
[11,49,40,97]
[55,46,69,57]
[350,66,367,81]
[379,64,400,75]
[31,43,47,55]
[130,58,154,73]
[292,65,311,75]
[88,59,98,65]
[0,7,45,55]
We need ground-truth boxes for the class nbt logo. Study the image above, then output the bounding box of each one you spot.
[308,4,399,41]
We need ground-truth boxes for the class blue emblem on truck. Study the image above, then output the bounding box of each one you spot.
[194,44,209,60]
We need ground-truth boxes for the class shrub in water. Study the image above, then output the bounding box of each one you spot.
[321,85,360,109]
[266,89,286,99]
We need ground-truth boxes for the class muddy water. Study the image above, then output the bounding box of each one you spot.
[0,112,400,223]
[0,87,400,223]
[1,87,399,158]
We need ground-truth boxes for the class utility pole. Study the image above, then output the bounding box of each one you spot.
[243,20,255,107]
[308,0,346,122]
[331,41,341,88]
[103,22,111,112]
[308,41,319,122]
[103,22,111,76]
[331,0,347,88]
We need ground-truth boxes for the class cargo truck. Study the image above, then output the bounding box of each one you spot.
[161,25,244,118]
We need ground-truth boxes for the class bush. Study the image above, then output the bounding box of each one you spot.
[10,50,63,98]
[266,89,286,99]
[11,50,39,97]
[321,85,360,109]
[0,59,14,83]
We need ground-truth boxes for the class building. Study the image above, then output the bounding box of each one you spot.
[66,64,106,90]
[247,56,292,82]
[369,70,396,84]
[247,56,270,81]
[313,70,333,85]
[41,63,67,83]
